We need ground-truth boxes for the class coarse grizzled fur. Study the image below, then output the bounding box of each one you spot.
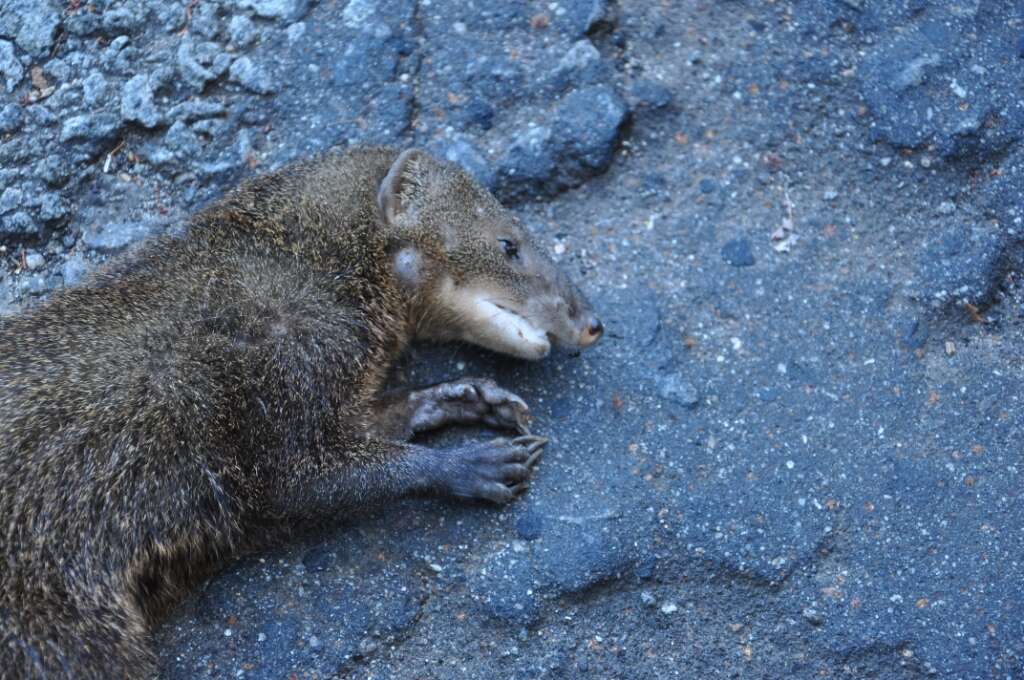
[0,146,601,679]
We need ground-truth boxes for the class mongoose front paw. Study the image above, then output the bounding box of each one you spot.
[409,378,532,434]
[441,435,548,504]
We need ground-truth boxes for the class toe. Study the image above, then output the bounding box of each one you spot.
[477,381,529,411]
[481,439,528,463]
[509,482,530,497]
[479,481,515,504]
[498,463,531,483]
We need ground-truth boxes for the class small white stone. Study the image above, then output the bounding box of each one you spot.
[660,602,678,614]
[24,251,45,270]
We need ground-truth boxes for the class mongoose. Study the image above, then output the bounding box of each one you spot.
[0,146,603,679]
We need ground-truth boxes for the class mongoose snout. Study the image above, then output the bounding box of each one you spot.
[0,146,599,678]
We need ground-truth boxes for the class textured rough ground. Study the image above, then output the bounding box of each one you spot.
[2,1,1023,678]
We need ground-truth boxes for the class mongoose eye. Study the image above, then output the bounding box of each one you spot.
[499,239,519,260]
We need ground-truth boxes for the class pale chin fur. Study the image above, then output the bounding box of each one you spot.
[447,288,551,360]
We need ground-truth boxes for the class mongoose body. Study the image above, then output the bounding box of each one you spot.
[0,147,601,679]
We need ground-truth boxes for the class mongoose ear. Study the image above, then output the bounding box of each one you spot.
[378,148,425,225]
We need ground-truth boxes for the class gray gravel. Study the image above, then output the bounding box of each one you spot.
[2,1,1023,678]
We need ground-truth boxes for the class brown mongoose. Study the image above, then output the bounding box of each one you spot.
[0,146,603,679]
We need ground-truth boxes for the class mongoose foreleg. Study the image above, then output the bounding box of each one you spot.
[264,433,547,516]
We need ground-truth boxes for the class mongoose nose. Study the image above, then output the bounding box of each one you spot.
[580,317,603,347]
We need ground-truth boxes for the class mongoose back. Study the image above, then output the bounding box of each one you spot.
[0,146,602,679]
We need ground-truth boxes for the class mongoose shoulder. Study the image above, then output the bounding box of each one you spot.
[0,146,601,679]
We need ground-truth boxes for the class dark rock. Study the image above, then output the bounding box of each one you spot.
[187,2,221,40]
[59,113,121,147]
[239,0,310,22]
[656,373,700,408]
[856,12,1024,159]
[0,186,23,214]
[552,84,628,173]
[496,125,556,199]
[65,11,101,37]
[121,75,163,128]
[228,15,258,48]
[559,0,613,37]
[0,104,23,134]
[721,238,755,267]
[0,210,35,235]
[802,607,824,626]
[495,85,627,201]
[168,99,226,123]
[80,72,108,106]
[554,39,601,81]
[356,636,378,657]
[35,155,74,187]
[0,39,23,92]
[99,35,131,70]
[630,78,672,109]
[176,39,216,89]
[0,186,23,215]
[0,0,61,55]
[80,220,157,252]
[37,193,66,220]
[101,5,147,35]
[285,21,306,43]
[229,56,277,95]
[162,120,201,161]
[27,105,57,128]
[429,135,496,190]
[699,178,719,194]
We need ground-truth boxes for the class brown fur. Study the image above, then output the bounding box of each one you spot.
[0,146,599,679]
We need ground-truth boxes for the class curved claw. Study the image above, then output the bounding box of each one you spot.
[526,448,544,468]
[440,434,549,504]
[509,482,530,496]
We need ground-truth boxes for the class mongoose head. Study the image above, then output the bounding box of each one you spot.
[378,149,603,360]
